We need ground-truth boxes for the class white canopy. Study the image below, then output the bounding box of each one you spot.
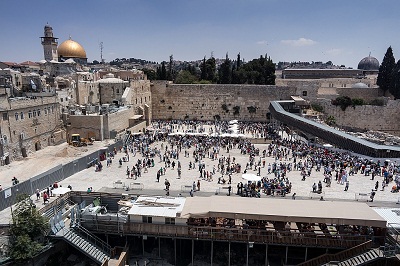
[52,187,71,195]
[242,173,261,182]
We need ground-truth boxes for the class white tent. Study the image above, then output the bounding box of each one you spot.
[52,187,71,195]
[242,173,261,182]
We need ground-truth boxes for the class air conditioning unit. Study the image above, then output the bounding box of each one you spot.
[20,133,25,140]
[121,193,129,200]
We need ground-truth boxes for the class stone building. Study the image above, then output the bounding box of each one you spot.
[66,106,146,141]
[0,94,63,165]
[97,73,129,105]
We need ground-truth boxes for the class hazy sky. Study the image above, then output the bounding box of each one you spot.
[1,0,400,68]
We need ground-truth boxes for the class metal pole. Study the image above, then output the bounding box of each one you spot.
[192,239,194,266]
[305,247,308,262]
[142,237,144,256]
[211,240,213,266]
[158,237,161,257]
[265,244,268,266]
[246,243,249,266]
[228,241,231,266]
[174,238,177,265]
[285,246,288,265]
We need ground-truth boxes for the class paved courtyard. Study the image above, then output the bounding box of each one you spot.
[0,123,400,224]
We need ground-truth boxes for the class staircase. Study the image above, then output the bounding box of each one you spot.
[324,248,382,266]
[56,226,111,264]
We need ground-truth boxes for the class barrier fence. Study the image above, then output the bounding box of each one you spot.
[0,141,122,213]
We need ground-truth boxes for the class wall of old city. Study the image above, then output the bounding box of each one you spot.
[151,82,308,121]
[318,99,400,136]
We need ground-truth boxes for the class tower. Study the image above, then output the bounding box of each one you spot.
[40,24,58,61]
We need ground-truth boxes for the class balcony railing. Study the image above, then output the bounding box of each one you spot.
[80,218,370,249]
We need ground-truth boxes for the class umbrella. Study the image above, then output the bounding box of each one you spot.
[52,187,71,195]
[229,120,238,124]
[323,144,333,148]
[242,173,261,182]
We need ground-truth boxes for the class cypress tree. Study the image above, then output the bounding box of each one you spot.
[391,60,400,99]
[377,46,396,94]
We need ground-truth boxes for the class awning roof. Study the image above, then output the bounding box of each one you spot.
[179,197,386,228]
[128,196,186,218]
[373,208,400,228]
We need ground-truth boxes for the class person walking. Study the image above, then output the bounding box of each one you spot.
[36,189,40,200]
[344,180,349,191]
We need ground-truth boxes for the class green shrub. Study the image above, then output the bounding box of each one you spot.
[311,103,324,113]
[332,96,352,111]
[369,98,385,106]
[351,98,364,106]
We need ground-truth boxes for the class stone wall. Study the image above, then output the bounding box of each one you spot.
[0,95,62,162]
[151,82,305,121]
[335,88,383,102]
[319,99,400,136]
[130,79,152,123]
[104,107,135,138]
[68,115,104,140]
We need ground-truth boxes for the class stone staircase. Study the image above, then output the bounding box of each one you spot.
[324,248,382,266]
[59,226,110,264]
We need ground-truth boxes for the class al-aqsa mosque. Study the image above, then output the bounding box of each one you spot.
[40,24,87,65]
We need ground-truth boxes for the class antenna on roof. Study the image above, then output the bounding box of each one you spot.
[99,42,104,63]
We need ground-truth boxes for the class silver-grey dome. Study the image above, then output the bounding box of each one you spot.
[358,56,379,71]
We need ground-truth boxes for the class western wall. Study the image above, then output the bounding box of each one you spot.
[150,81,319,122]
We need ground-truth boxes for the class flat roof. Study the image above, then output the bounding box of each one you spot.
[128,196,186,218]
[373,208,400,228]
[180,197,386,228]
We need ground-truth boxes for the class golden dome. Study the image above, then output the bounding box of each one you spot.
[57,38,86,58]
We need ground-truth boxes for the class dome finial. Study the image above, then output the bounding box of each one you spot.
[369,52,371,57]
[69,35,72,40]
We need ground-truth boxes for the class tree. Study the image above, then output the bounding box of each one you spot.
[236,53,241,70]
[200,57,207,80]
[142,68,156,80]
[167,55,176,81]
[9,194,48,262]
[377,46,396,94]
[160,61,167,80]
[391,60,400,99]
[218,53,232,84]
[200,56,217,82]
[174,70,198,84]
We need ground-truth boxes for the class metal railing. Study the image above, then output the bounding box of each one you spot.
[71,224,112,257]
[297,240,373,266]
[79,219,370,249]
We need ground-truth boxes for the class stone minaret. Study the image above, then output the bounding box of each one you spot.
[40,24,58,61]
